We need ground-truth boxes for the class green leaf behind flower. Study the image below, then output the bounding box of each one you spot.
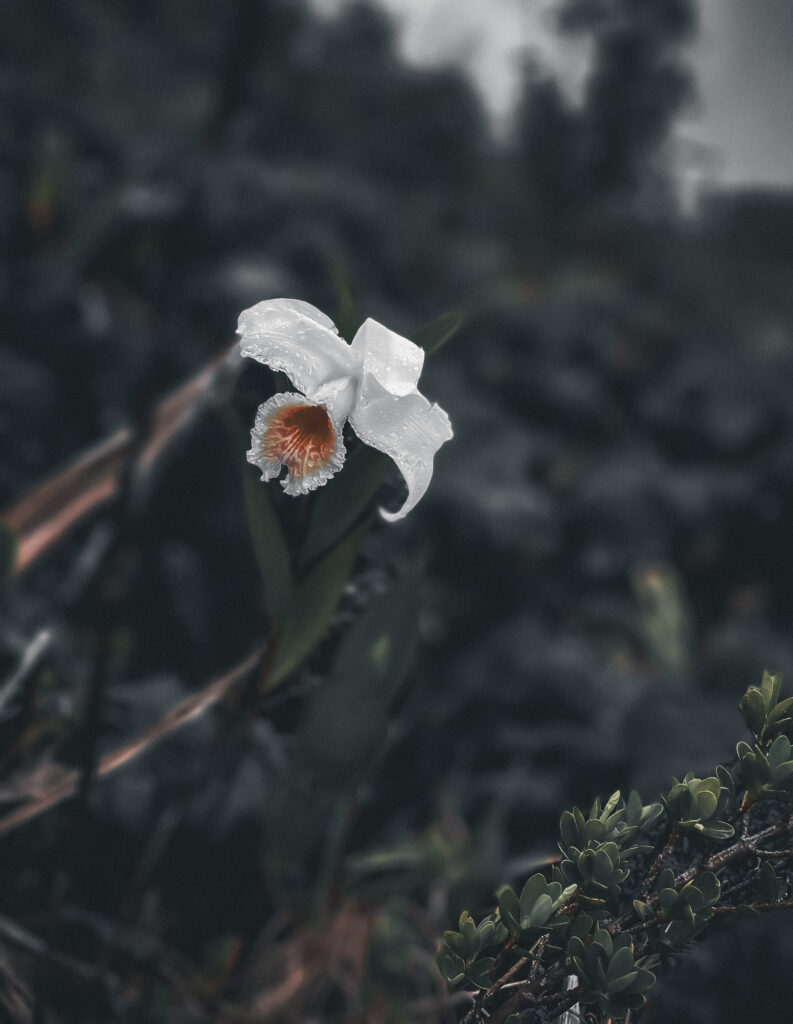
[411,310,466,355]
[268,523,367,689]
[242,461,295,625]
[300,446,391,568]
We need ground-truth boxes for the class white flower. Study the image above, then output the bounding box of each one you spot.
[238,298,453,521]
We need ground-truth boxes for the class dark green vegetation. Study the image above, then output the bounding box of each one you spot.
[438,671,793,1021]
[1,0,793,1020]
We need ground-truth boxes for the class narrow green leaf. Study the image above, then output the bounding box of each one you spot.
[411,309,466,356]
[242,462,295,624]
[289,564,421,778]
[268,524,365,688]
[300,446,391,568]
[332,263,362,343]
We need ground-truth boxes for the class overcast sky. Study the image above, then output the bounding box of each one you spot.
[313,0,793,192]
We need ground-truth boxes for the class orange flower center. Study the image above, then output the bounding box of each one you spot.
[261,402,336,480]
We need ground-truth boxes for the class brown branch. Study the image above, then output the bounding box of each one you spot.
[0,646,262,838]
[642,827,681,898]
[2,344,240,575]
[605,809,793,937]
[713,900,793,915]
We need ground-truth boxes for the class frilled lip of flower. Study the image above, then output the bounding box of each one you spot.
[238,297,453,519]
[246,392,346,496]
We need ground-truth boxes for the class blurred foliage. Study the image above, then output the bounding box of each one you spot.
[1,0,793,1020]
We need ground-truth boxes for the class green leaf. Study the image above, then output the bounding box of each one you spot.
[331,263,361,343]
[760,670,783,710]
[519,874,547,917]
[756,861,779,902]
[460,913,478,952]
[765,696,793,733]
[477,917,495,942]
[592,929,613,958]
[633,900,654,923]
[300,447,391,568]
[583,818,608,844]
[716,764,735,796]
[0,521,17,580]
[555,883,578,910]
[289,564,420,777]
[465,958,495,990]
[601,790,621,821]
[691,789,718,821]
[740,688,767,735]
[243,462,295,624]
[606,945,635,982]
[560,809,579,850]
[443,930,469,959]
[698,820,735,840]
[693,872,720,905]
[528,893,554,929]
[608,969,638,995]
[566,914,591,942]
[630,967,657,994]
[497,886,521,936]
[767,734,792,769]
[437,948,466,986]
[269,524,366,688]
[411,310,466,356]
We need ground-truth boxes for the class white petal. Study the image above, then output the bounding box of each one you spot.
[238,298,359,399]
[348,377,452,521]
[351,318,425,398]
[247,391,346,496]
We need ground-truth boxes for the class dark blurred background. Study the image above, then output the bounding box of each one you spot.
[2,0,793,1020]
